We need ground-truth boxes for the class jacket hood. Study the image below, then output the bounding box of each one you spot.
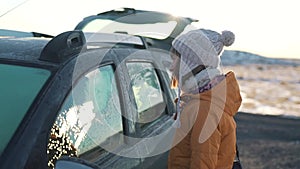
[185,71,242,116]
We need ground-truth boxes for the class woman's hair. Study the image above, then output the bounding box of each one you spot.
[170,47,181,88]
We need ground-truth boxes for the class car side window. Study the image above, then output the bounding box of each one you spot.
[47,65,123,168]
[126,62,166,127]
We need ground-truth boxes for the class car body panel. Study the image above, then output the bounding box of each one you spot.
[0,30,176,169]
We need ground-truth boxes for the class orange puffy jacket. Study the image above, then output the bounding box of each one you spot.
[168,71,242,169]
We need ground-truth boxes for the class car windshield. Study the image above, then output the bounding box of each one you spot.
[0,63,51,155]
[81,19,177,40]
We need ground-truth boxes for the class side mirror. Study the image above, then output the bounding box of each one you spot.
[55,156,98,169]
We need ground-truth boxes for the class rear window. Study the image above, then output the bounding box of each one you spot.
[0,64,50,154]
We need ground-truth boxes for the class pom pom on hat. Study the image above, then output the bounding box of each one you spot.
[221,30,235,47]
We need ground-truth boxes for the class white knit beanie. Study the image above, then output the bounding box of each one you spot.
[172,29,235,77]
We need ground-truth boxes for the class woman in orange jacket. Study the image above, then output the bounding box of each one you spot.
[168,29,242,169]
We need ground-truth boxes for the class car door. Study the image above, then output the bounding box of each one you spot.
[123,49,177,168]
[47,56,144,169]
[47,48,176,169]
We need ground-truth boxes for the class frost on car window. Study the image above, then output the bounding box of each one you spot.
[126,62,165,124]
[48,65,123,168]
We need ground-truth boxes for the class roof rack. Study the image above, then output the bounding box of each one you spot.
[39,30,86,63]
[84,32,147,49]
[39,30,148,63]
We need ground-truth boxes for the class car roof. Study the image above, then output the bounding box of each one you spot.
[0,37,55,65]
[0,29,54,38]
[0,30,148,67]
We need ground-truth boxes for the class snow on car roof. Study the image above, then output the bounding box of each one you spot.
[0,37,50,63]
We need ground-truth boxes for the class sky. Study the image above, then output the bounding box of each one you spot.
[0,0,299,59]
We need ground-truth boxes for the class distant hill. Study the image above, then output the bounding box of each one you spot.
[221,50,300,66]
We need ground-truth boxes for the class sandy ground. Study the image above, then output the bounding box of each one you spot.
[223,65,300,118]
[235,112,300,169]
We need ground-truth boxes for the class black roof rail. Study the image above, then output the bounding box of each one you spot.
[97,7,136,16]
[83,32,148,49]
[32,32,54,38]
[40,30,86,63]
